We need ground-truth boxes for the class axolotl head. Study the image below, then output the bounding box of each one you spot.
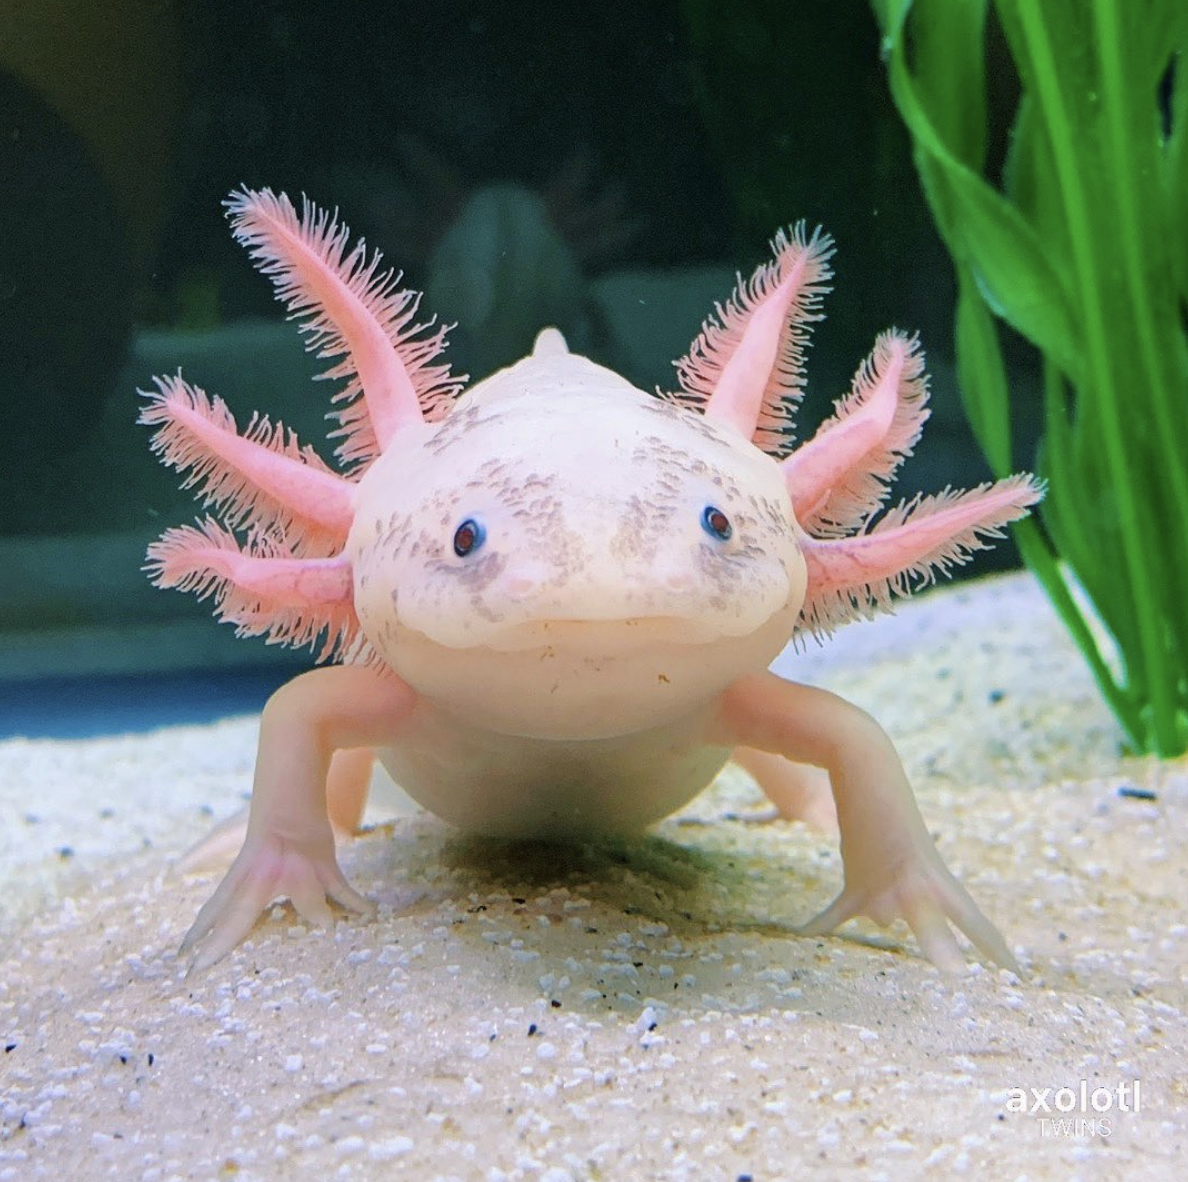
[348,330,807,740]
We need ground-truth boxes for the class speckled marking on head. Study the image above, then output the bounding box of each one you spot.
[608,492,669,564]
[420,399,499,459]
[638,394,751,447]
[457,459,590,590]
[635,416,782,562]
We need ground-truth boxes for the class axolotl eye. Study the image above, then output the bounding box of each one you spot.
[453,517,487,557]
[700,504,733,542]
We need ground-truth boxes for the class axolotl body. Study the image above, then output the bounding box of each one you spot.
[143,189,1040,973]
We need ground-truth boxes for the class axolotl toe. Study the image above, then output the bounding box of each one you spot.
[142,188,1041,974]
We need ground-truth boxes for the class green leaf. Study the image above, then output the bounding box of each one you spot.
[910,0,989,170]
[1167,38,1188,308]
[912,133,1084,384]
[879,5,1084,380]
[953,272,1011,474]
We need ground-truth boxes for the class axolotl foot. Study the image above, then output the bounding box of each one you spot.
[176,668,413,972]
[797,844,1018,974]
[179,830,374,974]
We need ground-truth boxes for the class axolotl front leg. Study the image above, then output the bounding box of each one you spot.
[178,666,1016,974]
[180,666,415,972]
[715,672,1018,973]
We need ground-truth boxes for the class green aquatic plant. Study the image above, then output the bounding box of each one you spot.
[872,0,1188,755]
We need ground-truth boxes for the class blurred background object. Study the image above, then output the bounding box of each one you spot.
[0,0,179,530]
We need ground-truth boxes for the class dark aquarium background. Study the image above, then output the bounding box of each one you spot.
[0,0,1036,731]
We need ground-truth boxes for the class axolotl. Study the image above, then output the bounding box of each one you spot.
[142,188,1040,974]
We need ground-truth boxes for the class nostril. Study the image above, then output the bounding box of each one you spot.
[661,567,694,593]
[501,561,552,598]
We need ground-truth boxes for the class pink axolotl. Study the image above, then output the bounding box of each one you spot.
[142,188,1040,974]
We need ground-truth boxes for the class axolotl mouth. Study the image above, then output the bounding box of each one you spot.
[369,579,804,655]
[374,597,806,741]
[455,613,766,655]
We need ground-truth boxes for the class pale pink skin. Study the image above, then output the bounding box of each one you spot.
[143,190,1041,974]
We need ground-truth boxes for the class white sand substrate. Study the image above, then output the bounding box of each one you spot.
[1,571,1185,1180]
